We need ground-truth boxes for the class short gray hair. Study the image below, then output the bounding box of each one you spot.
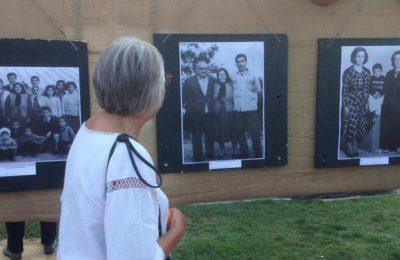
[93,36,165,116]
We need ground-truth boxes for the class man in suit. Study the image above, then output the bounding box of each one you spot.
[36,106,60,153]
[30,86,48,132]
[0,79,10,127]
[4,72,17,92]
[182,58,215,161]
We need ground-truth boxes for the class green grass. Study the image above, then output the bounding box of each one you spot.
[174,195,400,260]
[1,195,400,259]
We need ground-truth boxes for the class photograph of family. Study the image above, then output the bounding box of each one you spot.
[0,67,81,164]
[180,41,265,164]
[338,46,400,159]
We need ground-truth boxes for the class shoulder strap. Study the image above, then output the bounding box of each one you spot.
[106,133,162,189]
[158,206,162,237]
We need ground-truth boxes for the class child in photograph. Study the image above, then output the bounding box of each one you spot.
[61,81,80,133]
[43,85,62,118]
[37,106,60,154]
[365,63,385,153]
[0,127,17,161]
[55,80,66,101]
[57,117,75,155]
[18,126,45,156]
[10,121,24,139]
[10,120,24,154]
[369,63,385,118]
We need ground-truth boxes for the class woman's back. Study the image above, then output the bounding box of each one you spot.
[58,123,168,260]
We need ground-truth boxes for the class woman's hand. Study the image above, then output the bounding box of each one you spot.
[158,208,187,257]
[168,208,186,233]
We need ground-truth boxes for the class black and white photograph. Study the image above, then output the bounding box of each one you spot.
[338,46,400,160]
[0,67,81,177]
[0,38,89,191]
[180,42,265,164]
[155,34,287,173]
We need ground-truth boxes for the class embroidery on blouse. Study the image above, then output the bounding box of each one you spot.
[106,176,158,208]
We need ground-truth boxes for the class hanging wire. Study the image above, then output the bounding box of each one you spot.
[326,0,365,48]
[31,0,79,51]
[245,0,281,43]
[162,0,198,44]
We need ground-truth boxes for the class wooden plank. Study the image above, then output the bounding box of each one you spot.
[0,0,399,222]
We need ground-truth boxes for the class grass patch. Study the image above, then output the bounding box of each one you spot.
[1,195,399,259]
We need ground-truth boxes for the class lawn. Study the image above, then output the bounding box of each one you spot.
[1,194,400,259]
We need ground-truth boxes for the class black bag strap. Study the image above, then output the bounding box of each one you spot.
[106,133,162,189]
[107,134,170,258]
[158,206,163,237]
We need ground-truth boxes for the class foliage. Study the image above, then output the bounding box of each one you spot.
[180,43,219,84]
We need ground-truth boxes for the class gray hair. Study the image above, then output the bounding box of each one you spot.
[93,36,165,116]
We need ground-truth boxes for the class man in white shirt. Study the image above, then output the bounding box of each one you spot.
[182,58,215,161]
[231,53,262,158]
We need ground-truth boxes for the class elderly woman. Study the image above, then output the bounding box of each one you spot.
[341,47,371,157]
[58,37,186,260]
[380,50,400,153]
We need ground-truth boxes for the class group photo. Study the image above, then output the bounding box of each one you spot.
[338,46,400,159]
[0,67,81,163]
[180,41,265,164]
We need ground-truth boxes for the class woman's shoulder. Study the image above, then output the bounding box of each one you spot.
[385,69,395,77]
[105,137,155,184]
[362,66,371,74]
[343,66,354,75]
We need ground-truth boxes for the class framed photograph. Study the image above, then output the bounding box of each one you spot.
[0,39,89,191]
[154,34,288,173]
[316,38,400,168]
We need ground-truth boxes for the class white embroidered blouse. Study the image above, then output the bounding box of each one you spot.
[58,123,168,260]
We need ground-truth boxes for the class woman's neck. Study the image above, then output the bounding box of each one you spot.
[86,111,150,139]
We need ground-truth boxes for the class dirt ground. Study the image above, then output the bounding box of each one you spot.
[0,239,56,260]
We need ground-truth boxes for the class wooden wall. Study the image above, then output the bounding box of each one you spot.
[1,0,400,222]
